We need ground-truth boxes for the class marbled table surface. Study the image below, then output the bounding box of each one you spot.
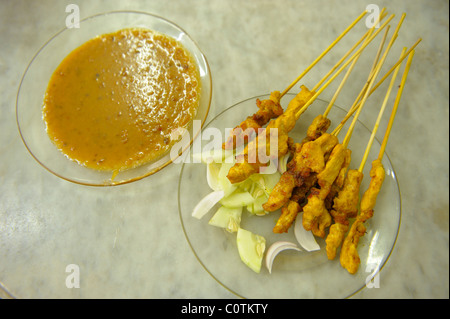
[0,0,448,299]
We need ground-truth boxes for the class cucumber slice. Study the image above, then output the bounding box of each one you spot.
[236,228,266,273]
[251,193,269,216]
[237,178,253,192]
[262,171,281,194]
[220,191,254,208]
[208,206,242,232]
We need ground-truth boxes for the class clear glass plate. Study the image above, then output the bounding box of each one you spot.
[178,94,401,299]
[16,11,211,186]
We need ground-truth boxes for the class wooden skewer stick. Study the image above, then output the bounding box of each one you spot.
[331,37,421,135]
[323,10,388,119]
[378,49,415,160]
[358,48,406,172]
[341,25,391,147]
[315,8,388,96]
[331,24,390,138]
[279,10,368,98]
[343,13,404,148]
[294,14,395,121]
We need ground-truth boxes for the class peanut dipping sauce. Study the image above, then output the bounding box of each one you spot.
[43,28,200,172]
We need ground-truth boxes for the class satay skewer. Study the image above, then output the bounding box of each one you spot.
[340,50,415,274]
[301,26,390,238]
[325,47,406,260]
[322,19,403,256]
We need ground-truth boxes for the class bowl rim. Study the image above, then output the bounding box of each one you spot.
[16,10,212,187]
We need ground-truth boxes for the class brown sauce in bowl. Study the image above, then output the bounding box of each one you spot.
[43,28,200,172]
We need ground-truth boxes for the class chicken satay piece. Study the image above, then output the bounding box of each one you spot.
[302,188,332,238]
[261,143,303,212]
[326,207,351,260]
[271,173,317,233]
[291,173,318,203]
[359,159,385,219]
[228,121,291,184]
[325,222,349,260]
[300,133,339,173]
[275,114,331,179]
[325,149,352,210]
[306,114,331,141]
[316,144,346,191]
[339,219,366,274]
[325,168,363,260]
[263,133,337,212]
[262,114,332,212]
[339,159,385,273]
[301,144,346,237]
[318,147,351,260]
[254,92,283,124]
[332,169,364,218]
[283,114,330,173]
[223,91,283,150]
[227,86,315,184]
[284,85,316,115]
[273,200,301,233]
[263,173,296,212]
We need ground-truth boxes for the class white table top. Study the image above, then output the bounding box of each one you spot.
[0,0,448,299]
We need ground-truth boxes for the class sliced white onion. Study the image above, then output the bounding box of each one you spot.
[192,190,225,219]
[294,212,320,252]
[206,162,221,191]
[265,241,302,274]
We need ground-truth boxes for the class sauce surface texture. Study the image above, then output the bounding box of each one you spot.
[43,28,200,171]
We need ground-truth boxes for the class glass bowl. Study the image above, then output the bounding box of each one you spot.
[16,11,211,186]
[178,94,401,299]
